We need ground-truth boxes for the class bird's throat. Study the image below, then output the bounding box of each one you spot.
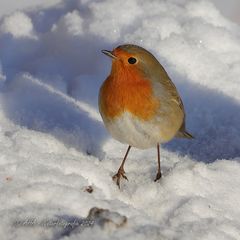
[100,64,160,120]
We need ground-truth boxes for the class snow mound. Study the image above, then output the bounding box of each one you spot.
[51,10,84,36]
[0,0,240,239]
[0,11,37,39]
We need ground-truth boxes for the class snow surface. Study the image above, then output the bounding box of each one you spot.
[0,0,240,239]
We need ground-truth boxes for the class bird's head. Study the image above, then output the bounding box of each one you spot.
[102,44,163,81]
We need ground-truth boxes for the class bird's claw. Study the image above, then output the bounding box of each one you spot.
[112,169,128,188]
[154,172,162,182]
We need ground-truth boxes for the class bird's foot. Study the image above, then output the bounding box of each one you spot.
[154,172,162,182]
[112,168,128,189]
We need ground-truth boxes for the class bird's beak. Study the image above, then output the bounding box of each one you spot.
[101,50,117,59]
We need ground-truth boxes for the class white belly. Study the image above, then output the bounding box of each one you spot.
[103,111,167,149]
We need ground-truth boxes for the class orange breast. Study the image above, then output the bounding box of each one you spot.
[99,61,160,120]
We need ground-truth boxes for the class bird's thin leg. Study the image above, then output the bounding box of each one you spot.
[113,145,131,188]
[154,143,162,181]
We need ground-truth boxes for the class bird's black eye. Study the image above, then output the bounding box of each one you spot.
[128,57,137,64]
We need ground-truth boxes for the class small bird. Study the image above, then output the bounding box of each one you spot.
[99,44,193,188]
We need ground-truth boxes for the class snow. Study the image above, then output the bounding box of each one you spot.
[0,0,240,239]
[51,10,84,36]
[0,11,37,39]
[0,0,62,18]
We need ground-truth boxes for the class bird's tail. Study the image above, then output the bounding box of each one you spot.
[176,131,194,139]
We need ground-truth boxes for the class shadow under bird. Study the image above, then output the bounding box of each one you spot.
[99,44,193,188]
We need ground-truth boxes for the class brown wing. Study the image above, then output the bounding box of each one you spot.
[156,68,193,139]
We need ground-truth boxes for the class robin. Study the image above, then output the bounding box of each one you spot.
[99,44,193,188]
